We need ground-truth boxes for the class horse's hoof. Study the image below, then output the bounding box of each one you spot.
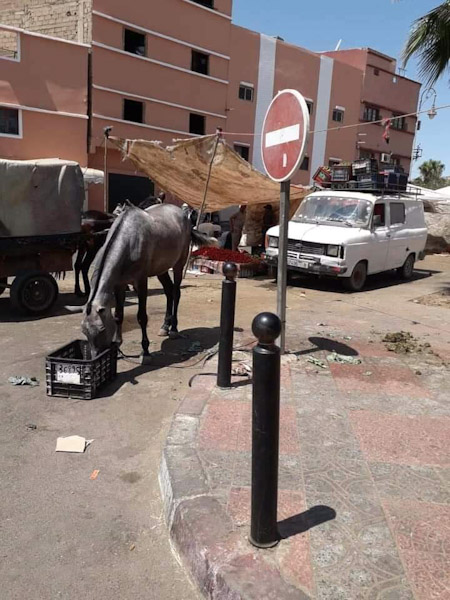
[141,354,152,365]
[158,328,169,337]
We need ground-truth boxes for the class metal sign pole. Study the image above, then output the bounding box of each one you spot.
[277,180,290,354]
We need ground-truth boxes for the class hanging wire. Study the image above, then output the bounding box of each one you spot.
[219,102,450,138]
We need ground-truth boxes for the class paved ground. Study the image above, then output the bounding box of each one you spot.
[0,276,207,600]
[161,255,450,600]
[0,256,449,599]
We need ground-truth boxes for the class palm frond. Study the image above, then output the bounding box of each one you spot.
[402,1,450,85]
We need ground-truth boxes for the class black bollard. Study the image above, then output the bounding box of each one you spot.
[249,312,282,548]
[217,262,238,389]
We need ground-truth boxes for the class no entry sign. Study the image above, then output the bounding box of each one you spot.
[261,89,310,183]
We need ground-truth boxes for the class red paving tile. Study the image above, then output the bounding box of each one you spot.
[330,363,429,397]
[383,499,450,600]
[198,400,246,451]
[350,410,450,467]
[349,340,393,358]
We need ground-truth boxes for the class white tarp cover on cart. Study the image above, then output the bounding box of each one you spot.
[0,158,84,238]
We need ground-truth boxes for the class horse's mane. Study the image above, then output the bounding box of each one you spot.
[86,205,134,315]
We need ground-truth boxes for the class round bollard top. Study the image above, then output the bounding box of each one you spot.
[223,262,238,281]
[252,312,281,345]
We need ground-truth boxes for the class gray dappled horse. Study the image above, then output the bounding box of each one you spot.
[81,203,216,359]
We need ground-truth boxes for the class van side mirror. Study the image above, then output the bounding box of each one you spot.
[373,215,382,228]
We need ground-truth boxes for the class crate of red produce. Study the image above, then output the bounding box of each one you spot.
[190,248,266,277]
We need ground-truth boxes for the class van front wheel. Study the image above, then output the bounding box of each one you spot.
[397,254,415,280]
[343,261,367,292]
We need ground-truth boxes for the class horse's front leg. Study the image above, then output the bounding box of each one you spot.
[136,278,151,361]
[81,245,97,298]
[157,272,174,337]
[114,285,126,346]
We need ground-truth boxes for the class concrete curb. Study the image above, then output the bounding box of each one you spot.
[159,373,310,600]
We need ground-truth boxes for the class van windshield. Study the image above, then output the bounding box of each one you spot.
[293,195,372,228]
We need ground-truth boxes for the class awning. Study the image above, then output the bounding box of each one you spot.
[108,134,309,212]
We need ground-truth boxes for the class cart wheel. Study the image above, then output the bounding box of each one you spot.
[0,277,7,296]
[10,272,59,315]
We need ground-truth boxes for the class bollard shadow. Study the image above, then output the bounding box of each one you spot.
[308,337,359,357]
[278,505,337,540]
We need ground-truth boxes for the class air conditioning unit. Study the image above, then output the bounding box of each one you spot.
[380,153,391,164]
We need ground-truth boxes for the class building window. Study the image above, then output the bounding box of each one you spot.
[306,100,313,115]
[300,156,309,171]
[123,28,146,56]
[192,0,214,6]
[123,99,144,123]
[328,159,341,167]
[363,106,380,122]
[189,113,205,135]
[0,107,20,136]
[391,115,407,131]
[374,68,380,76]
[390,203,406,225]
[234,144,250,161]
[191,50,209,75]
[239,84,254,102]
[332,109,344,123]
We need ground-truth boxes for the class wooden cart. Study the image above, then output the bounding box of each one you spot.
[0,232,83,315]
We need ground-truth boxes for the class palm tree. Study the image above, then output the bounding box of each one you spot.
[414,159,446,189]
[402,1,450,85]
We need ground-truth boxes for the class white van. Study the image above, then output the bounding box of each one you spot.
[265,190,427,291]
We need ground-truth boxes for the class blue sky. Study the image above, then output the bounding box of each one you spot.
[232,0,450,178]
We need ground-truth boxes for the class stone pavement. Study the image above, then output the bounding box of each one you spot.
[160,309,450,599]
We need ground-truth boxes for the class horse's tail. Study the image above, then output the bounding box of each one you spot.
[191,228,219,248]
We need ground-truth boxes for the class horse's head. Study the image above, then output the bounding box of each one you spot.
[81,300,117,358]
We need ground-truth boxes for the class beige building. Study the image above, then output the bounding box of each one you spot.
[0,0,421,212]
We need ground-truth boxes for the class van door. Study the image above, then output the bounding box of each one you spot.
[386,201,408,268]
[368,202,390,273]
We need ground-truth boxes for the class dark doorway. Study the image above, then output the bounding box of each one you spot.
[108,173,154,213]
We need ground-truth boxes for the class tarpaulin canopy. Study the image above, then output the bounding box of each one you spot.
[108,134,309,213]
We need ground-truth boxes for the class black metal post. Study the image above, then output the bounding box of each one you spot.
[217,262,237,389]
[249,312,282,548]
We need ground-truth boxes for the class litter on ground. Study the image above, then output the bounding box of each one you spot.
[55,436,93,453]
[327,352,362,365]
[307,356,327,369]
[8,376,39,386]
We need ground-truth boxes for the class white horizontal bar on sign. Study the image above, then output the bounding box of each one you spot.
[265,124,300,148]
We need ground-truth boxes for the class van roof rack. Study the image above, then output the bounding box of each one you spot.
[316,182,423,198]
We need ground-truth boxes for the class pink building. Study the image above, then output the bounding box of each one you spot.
[0,0,420,212]
[0,24,88,166]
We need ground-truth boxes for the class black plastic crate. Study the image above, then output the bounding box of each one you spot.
[383,172,408,191]
[357,173,385,190]
[46,340,117,399]
[330,165,352,182]
[352,159,379,177]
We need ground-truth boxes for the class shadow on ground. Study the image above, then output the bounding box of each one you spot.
[97,326,221,397]
[0,285,194,324]
[257,268,439,294]
[278,505,337,540]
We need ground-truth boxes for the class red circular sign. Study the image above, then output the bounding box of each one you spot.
[261,89,310,182]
